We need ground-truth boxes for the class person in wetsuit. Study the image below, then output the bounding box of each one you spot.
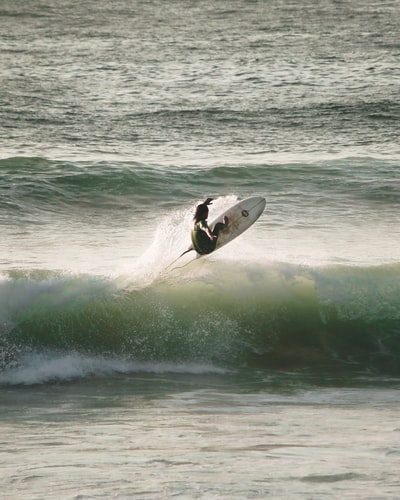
[191,198,229,254]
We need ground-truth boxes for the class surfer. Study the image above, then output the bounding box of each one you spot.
[191,198,229,254]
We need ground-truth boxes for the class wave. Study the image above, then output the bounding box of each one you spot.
[1,156,399,218]
[1,261,400,383]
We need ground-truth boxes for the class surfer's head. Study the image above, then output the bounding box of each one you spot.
[194,202,209,223]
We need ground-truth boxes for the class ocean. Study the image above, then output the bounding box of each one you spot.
[1,0,400,497]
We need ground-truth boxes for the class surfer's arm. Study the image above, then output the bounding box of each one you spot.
[199,220,216,240]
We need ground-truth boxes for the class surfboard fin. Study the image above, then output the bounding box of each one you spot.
[165,246,194,271]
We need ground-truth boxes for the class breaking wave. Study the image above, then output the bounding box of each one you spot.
[1,260,400,384]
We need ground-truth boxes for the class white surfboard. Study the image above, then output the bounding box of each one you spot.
[166,197,266,269]
[209,196,266,253]
[189,196,266,255]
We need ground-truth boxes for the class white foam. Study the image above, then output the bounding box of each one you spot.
[0,351,229,386]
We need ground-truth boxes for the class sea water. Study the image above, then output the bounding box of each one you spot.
[1,0,400,498]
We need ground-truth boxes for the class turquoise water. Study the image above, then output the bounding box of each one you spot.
[1,0,400,497]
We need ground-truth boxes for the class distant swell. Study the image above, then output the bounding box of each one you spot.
[1,262,400,382]
[1,157,399,217]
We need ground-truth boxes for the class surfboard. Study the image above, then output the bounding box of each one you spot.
[166,196,266,270]
[191,196,266,255]
[210,196,266,251]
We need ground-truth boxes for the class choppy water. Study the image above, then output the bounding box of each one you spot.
[1,0,400,497]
